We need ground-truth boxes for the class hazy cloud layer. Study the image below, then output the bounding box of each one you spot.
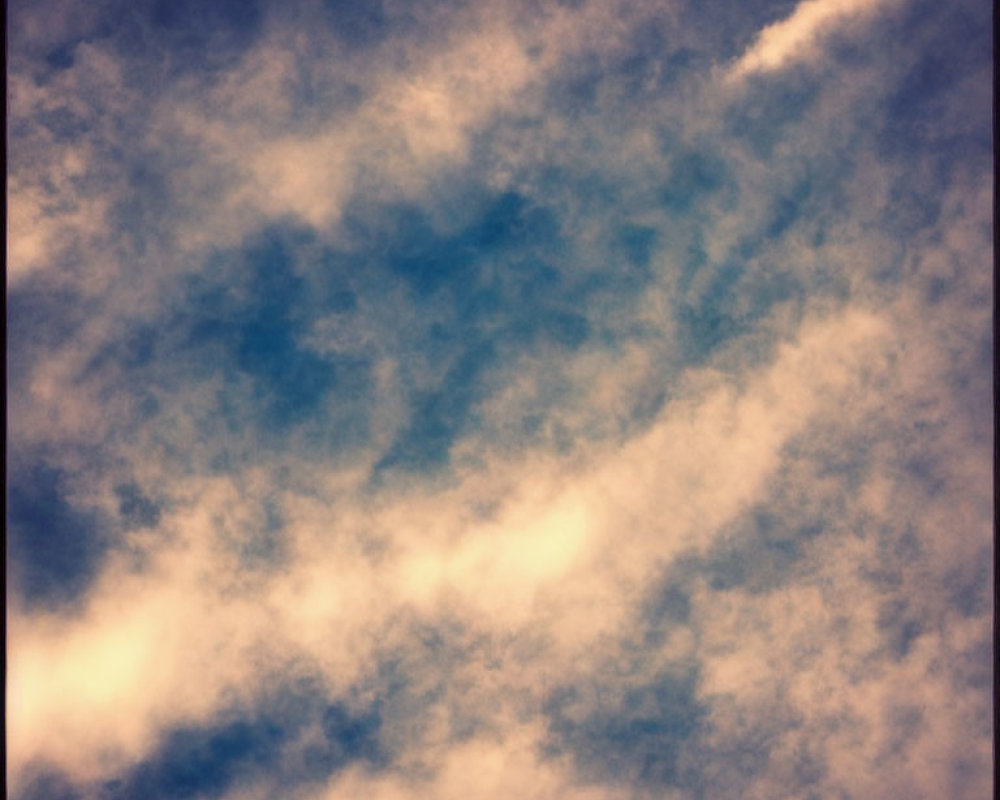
[7,0,991,798]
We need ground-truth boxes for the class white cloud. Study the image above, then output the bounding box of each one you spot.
[6,0,991,796]
[726,0,897,81]
[6,301,899,788]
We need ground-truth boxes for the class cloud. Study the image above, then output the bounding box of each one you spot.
[6,304,901,791]
[6,0,991,797]
[725,0,898,81]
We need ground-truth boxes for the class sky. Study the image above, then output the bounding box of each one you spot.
[5,0,993,798]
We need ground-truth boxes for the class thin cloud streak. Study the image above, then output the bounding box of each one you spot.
[725,0,897,81]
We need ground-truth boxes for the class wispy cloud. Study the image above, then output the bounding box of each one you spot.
[725,0,898,81]
[7,0,991,797]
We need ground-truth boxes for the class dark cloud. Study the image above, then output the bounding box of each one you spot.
[96,687,385,800]
[675,267,748,364]
[703,532,802,596]
[878,0,991,158]
[724,75,820,159]
[353,192,562,299]
[614,223,658,270]
[945,552,991,620]
[133,0,264,75]
[323,0,390,50]
[877,598,924,660]
[14,768,83,800]
[375,340,497,474]
[7,461,111,610]
[115,483,163,530]
[330,189,627,472]
[674,264,808,368]
[8,280,90,357]
[659,149,730,215]
[544,669,705,790]
[104,719,286,799]
[175,226,366,435]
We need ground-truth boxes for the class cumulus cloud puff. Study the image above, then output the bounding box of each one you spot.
[7,0,991,798]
